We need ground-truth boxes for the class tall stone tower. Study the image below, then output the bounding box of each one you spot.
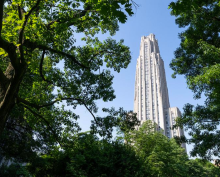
[134,34,185,143]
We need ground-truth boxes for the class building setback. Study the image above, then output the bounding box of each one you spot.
[134,34,186,148]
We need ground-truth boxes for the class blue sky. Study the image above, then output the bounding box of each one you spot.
[74,0,205,156]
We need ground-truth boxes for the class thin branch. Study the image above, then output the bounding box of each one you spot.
[79,100,99,126]
[82,102,97,121]
[88,52,100,64]
[20,97,108,138]
[46,8,92,29]
[19,0,41,61]
[41,45,88,69]
[39,50,71,88]
[131,0,139,9]
[39,49,50,82]
[19,0,41,43]
[39,50,54,88]
[38,97,81,109]
[18,97,100,127]
[22,104,63,147]
[18,97,81,110]
[23,40,88,69]
[81,101,113,137]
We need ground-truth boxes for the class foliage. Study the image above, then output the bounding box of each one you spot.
[125,121,189,177]
[1,121,219,177]
[26,133,146,177]
[169,0,220,160]
[0,0,137,164]
[125,121,220,177]
[186,158,220,177]
[91,107,140,139]
[0,163,30,177]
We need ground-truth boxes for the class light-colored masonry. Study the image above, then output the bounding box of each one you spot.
[134,34,186,149]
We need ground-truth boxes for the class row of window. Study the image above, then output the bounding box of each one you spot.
[150,57,157,121]
[165,112,170,137]
[145,44,149,120]
[140,58,144,120]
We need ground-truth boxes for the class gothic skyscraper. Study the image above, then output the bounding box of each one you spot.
[134,34,185,142]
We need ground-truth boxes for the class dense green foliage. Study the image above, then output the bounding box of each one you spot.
[125,121,220,177]
[125,121,188,176]
[1,121,219,177]
[0,163,30,177]
[26,133,145,177]
[0,0,138,164]
[169,0,220,160]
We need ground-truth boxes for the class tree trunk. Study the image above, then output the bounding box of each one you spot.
[0,63,26,136]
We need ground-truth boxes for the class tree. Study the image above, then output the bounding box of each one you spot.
[186,158,220,177]
[2,121,219,177]
[0,0,137,161]
[125,121,189,177]
[0,106,41,163]
[124,120,220,176]
[169,0,220,160]
[25,133,146,177]
[0,163,30,177]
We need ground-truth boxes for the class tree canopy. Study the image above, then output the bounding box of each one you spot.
[0,0,139,163]
[169,0,220,160]
[2,120,219,177]
[26,133,145,177]
[124,121,220,177]
[125,121,189,177]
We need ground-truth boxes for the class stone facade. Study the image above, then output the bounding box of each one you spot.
[134,34,186,148]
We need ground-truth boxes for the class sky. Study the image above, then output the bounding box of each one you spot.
[74,0,205,156]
